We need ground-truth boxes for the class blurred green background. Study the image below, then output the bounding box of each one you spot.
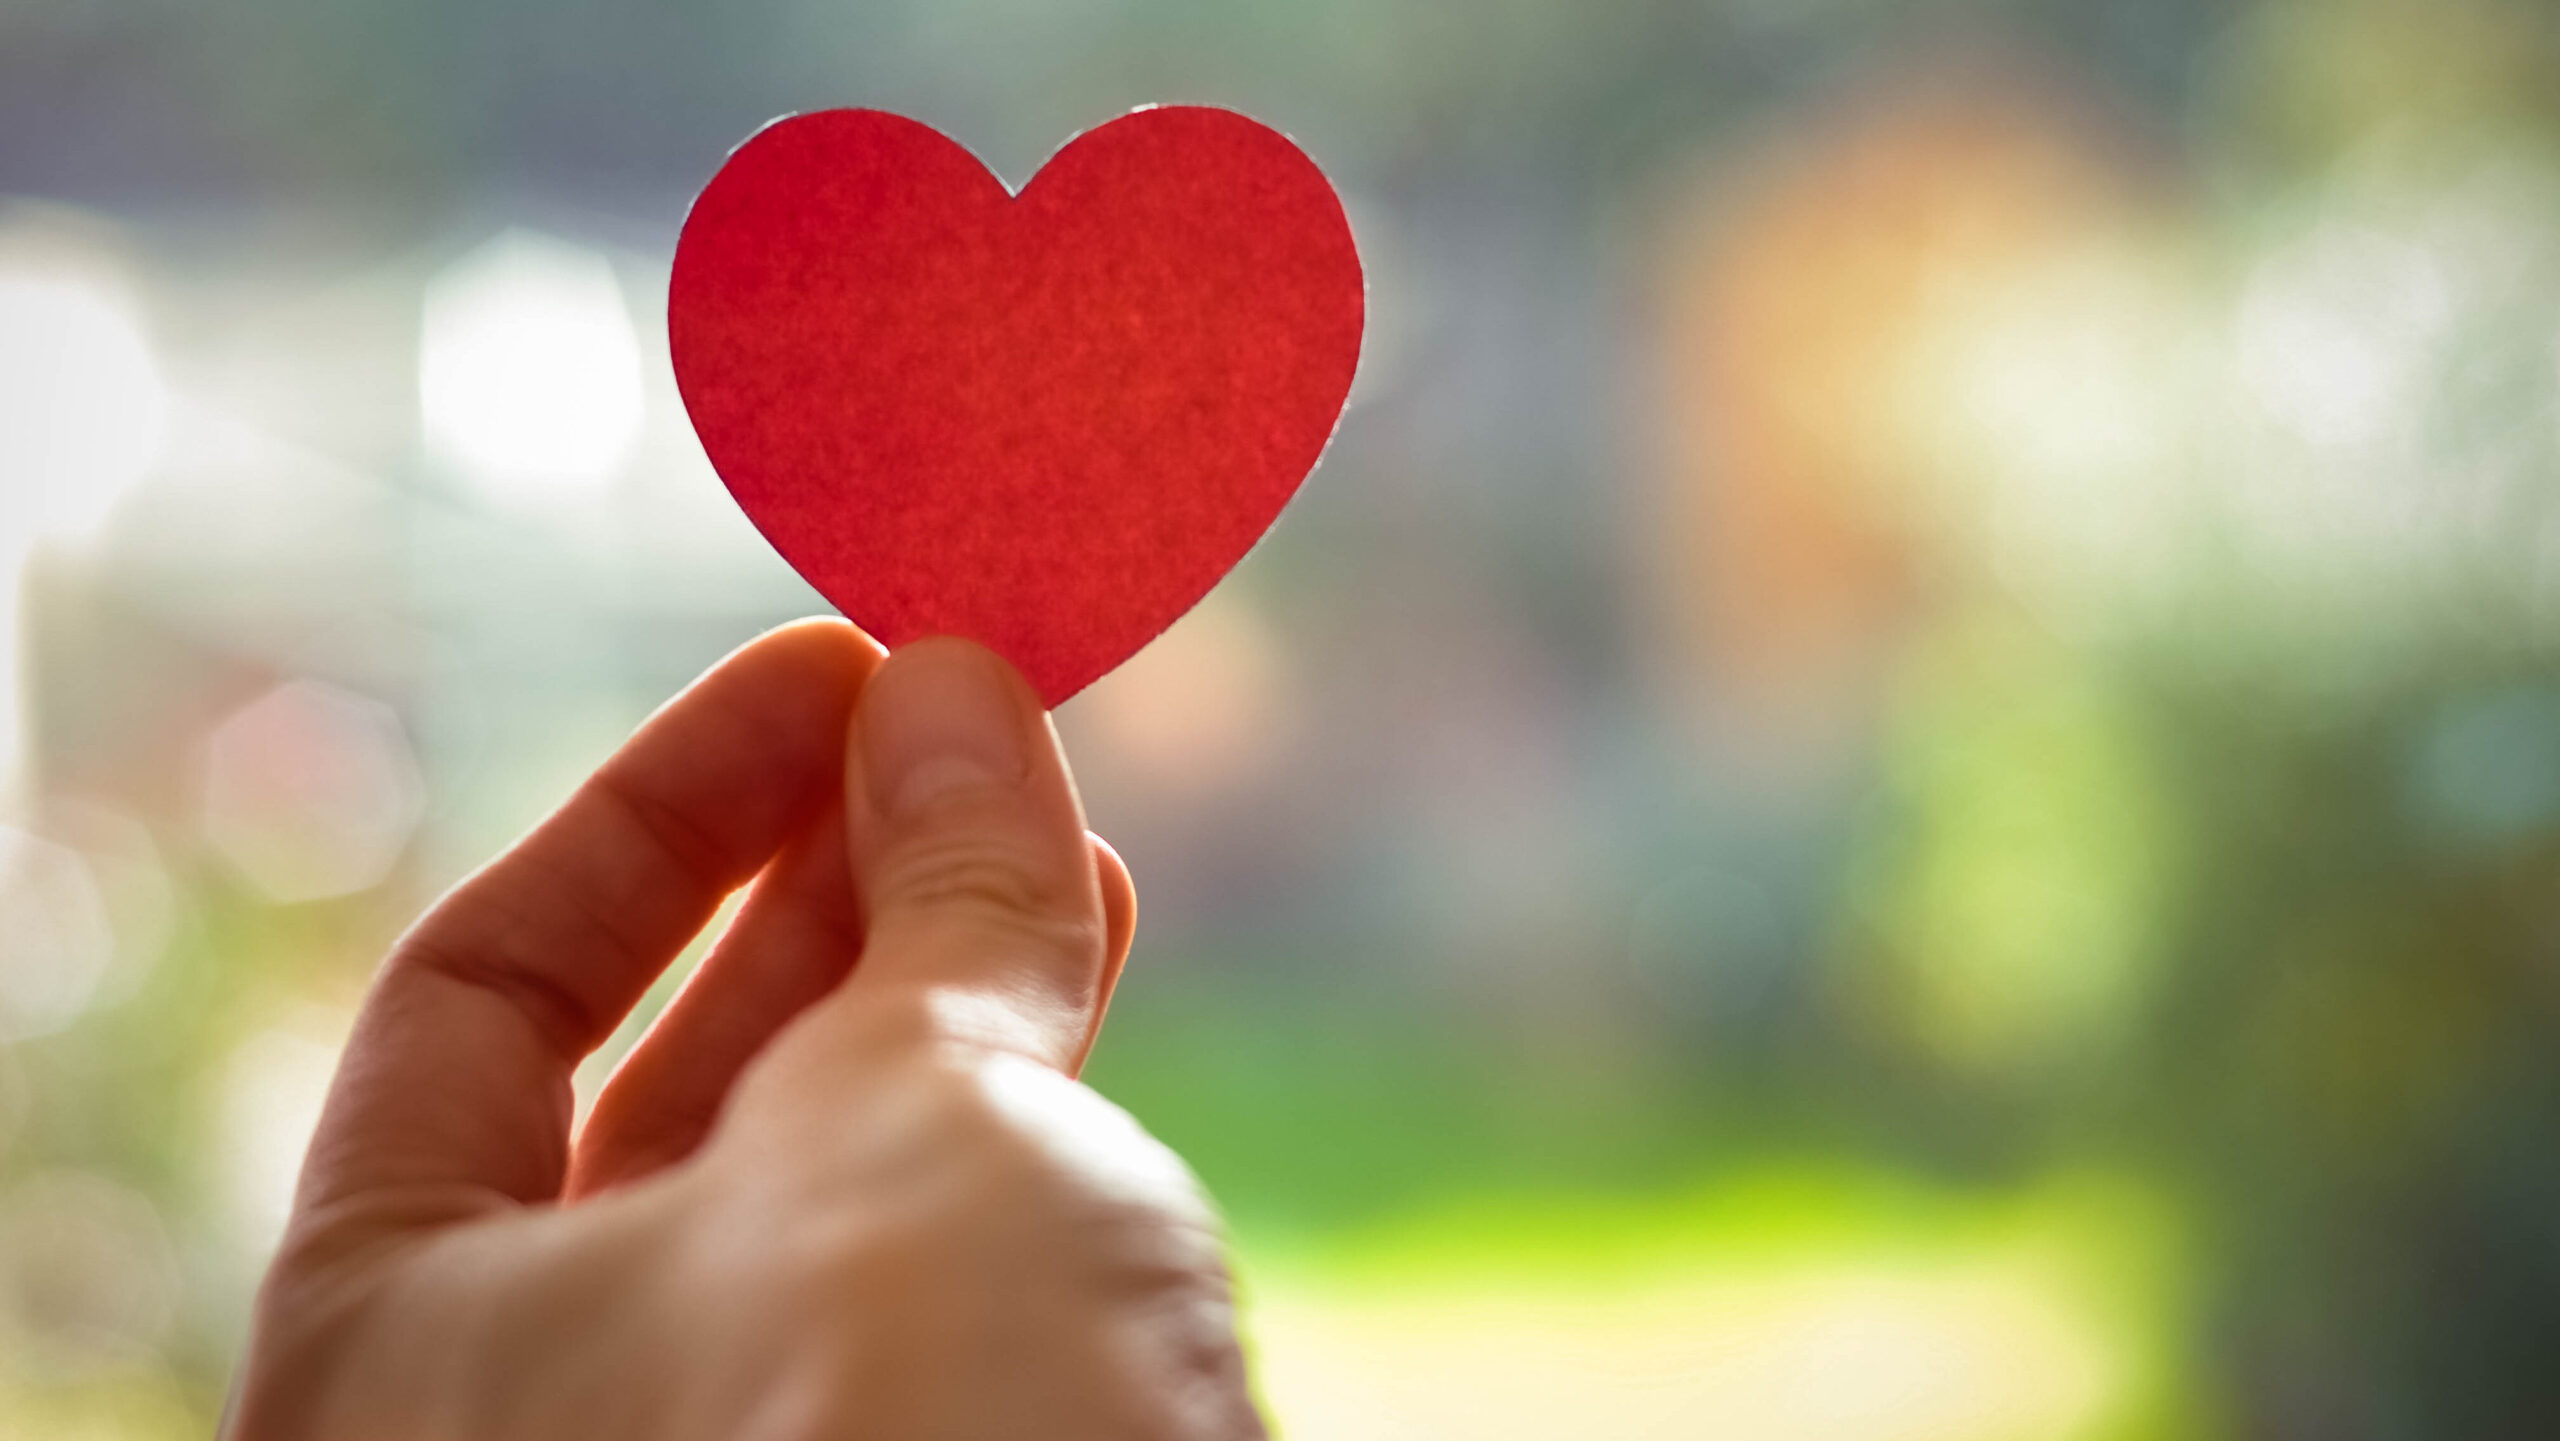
[8,0,2560,1435]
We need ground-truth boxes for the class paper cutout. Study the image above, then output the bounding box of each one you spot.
[669,107,1365,705]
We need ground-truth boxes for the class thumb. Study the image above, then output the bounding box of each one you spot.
[827,636,1111,1071]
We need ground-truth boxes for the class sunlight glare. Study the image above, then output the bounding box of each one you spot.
[419,231,644,507]
[0,273,169,545]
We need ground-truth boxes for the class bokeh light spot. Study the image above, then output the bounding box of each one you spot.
[0,273,169,546]
[0,1172,181,1360]
[199,681,425,903]
[220,1018,347,1251]
[2236,223,2450,450]
[0,826,117,1040]
[419,230,644,507]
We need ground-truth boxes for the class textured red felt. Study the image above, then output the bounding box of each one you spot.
[669,107,1365,705]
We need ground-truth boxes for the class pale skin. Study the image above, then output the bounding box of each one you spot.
[226,621,1267,1440]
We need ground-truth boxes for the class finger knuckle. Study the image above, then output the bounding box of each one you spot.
[884,830,1051,912]
[1133,1284,1267,1441]
[924,1063,1072,1177]
[880,835,1101,953]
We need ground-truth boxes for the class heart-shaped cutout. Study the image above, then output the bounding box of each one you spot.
[670,107,1365,704]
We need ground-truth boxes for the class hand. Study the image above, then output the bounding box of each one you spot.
[227,622,1265,1441]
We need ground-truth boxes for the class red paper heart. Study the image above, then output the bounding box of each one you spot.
[669,107,1365,704]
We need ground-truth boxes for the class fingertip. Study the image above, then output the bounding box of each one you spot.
[848,638,1046,824]
[671,619,886,740]
[750,615,890,678]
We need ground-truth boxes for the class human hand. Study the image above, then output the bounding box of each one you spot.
[226,622,1265,1441]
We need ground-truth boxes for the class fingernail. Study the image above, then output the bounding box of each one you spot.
[861,640,1031,817]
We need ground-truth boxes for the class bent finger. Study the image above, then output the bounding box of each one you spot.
[299,619,883,1220]
[565,808,860,1197]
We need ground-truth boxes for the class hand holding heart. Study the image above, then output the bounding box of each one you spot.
[229,624,1265,1440]
[230,109,1348,1440]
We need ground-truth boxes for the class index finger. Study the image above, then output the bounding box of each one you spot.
[294,618,884,1225]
